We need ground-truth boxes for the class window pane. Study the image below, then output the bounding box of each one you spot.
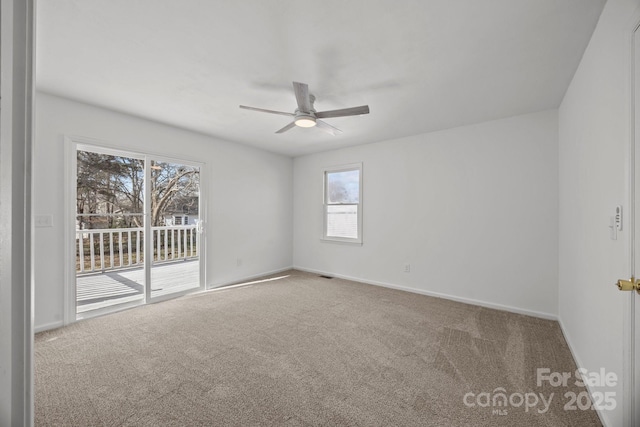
[151,160,199,226]
[327,169,360,204]
[326,205,358,239]
[76,151,145,218]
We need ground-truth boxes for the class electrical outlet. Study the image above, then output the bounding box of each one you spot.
[403,263,411,273]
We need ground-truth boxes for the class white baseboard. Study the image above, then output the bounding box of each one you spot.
[557,319,609,427]
[293,265,558,321]
[208,265,294,289]
[34,320,64,334]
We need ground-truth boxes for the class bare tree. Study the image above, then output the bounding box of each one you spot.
[76,152,199,229]
[150,162,199,226]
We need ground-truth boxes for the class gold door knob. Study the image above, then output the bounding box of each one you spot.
[615,277,640,293]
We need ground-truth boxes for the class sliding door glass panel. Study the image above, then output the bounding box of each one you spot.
[76,150,145,314]
[149,160,201,299]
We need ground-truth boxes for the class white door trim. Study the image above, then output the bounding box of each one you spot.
[0,0,35,424]
[626,13,640,427]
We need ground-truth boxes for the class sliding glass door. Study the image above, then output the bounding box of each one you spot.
[75,149,146,314]
[148,159,201,301]
[73,143,204,318]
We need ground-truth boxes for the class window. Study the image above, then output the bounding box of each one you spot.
[323,163,362,244]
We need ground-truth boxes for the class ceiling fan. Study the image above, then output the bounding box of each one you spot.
[239,81,370,136]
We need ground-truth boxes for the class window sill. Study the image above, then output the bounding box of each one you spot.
[320,237,363,246]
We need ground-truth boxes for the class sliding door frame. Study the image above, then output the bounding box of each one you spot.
[64,135,207,324]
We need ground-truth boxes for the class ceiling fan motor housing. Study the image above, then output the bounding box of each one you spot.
[294,107,317,128]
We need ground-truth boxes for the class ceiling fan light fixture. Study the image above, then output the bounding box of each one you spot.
[295,116,316,128]
[240,81,369,135]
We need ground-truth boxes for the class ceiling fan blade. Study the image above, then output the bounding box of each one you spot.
[239,105,294,117]
[316,105,370,119]
[275,122,297,134]
[316,120,343,136]
[292,82,311,113]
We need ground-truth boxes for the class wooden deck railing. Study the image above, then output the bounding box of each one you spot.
[76,225,198,273]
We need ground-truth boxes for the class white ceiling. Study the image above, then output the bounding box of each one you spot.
[36,0,606,157]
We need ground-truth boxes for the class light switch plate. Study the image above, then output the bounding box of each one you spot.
[35,214,53,228]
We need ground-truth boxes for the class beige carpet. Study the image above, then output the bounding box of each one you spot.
[35,270,601,426]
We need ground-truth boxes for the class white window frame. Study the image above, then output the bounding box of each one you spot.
[322,163,363,244]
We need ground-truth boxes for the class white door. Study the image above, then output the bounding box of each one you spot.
[74,147,146,315]
[630,23,640,427]
[146,157,204,303]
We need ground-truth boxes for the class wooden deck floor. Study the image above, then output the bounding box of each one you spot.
[76,259,200,313]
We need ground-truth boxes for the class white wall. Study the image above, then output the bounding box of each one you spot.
[294,110,559,318]
[558,0,640,425]
[34,92,293,331]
